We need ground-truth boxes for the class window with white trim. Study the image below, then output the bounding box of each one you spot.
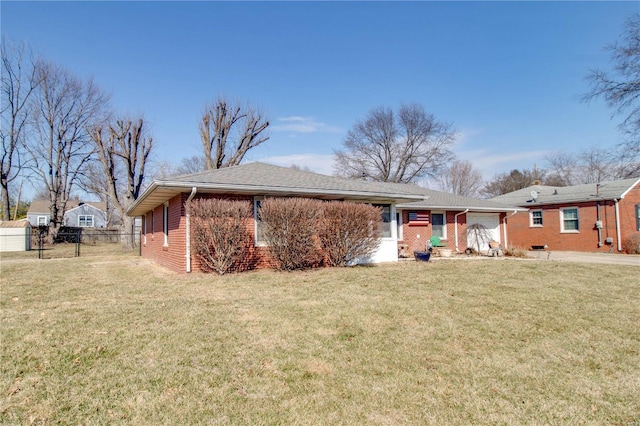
[373,204,392,238]
[431,212,446,239]
[78,215,94,227]
[163,203,169,246]
[636,204,640,231]
[530,210,543,227]
[560,207,579,232]
[254,197,266,246]
[143,214,147,245]
[37,216,47,226]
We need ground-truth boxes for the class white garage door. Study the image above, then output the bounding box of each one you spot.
[466,213,500,254]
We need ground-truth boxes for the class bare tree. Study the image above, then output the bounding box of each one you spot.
[199,97,269,170]
[89,118,153,248]
[545,147,633,185]
[544,152,578,186]
[584,14,640,177]
[480,168,548,198]
[175,155,206,175]
[334,103,456,183]
[1,39,40,220]
[436,160,484,197]
[27,60,109,241]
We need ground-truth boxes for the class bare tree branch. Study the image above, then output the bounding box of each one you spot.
[437,160,484,197]
[1,39,40,220]
[89,117,153,248]
[199,97,269,170]
[26,60,109,241]
[584,13,640,173]
[334,103,455,183]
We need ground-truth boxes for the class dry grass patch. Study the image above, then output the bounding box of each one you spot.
[1,254,639,425]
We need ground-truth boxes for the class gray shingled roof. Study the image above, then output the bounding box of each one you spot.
[28,199,107,214]
[490,177,640,206]
[127,162,427,216]
[391,182,525,212]
[127,162,527,216]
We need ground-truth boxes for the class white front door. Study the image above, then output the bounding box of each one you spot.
[466,213,500,254]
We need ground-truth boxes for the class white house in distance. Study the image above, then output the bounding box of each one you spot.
[27,198,108,228]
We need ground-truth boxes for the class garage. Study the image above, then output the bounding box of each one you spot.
[466,213,500,254]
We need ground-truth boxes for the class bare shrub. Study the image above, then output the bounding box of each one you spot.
[503,246,529,258]
[317,202,382,267]
[467,223,492,255]
[190,198,252,274]
[622,232,640,254]
[259,198,323,271]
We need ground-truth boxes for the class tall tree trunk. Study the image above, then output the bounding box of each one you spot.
[1,181,10,221]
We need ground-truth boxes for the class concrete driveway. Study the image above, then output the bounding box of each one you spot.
[527,250,640,266]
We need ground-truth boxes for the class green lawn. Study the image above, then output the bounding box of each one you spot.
[1,252,639,425]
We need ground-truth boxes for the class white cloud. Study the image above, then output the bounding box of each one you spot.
[259,153,336,176]
[271,116,342,134]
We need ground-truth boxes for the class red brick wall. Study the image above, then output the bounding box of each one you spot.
[140,194,187,272]
[619,183,640,244]
[398,210,498,253]
[140,193,279,273]
[504,199,631,252]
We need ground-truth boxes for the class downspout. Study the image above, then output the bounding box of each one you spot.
[614,198,622,252]
[185,187,198,273]
[503,210,518,249]
[597,201,602,247]
[454,209,469,252]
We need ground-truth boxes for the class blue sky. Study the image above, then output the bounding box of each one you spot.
[3,1,638,186]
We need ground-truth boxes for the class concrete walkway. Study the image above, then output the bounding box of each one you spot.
[527,250,640,266]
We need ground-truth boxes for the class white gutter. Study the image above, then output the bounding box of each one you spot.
[614,198,622,252]
[185,187,198,273]
[503,210,518,249]
[454,209,469,252]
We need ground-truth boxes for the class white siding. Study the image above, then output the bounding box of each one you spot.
[0,225,31,252]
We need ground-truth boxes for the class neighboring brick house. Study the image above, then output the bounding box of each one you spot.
[27,198,108,228]
[126,162,525,273]
[491,177,640,253]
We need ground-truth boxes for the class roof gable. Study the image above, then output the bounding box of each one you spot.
[28,199,107,214]
[65,203,106,215]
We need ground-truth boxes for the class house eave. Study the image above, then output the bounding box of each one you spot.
[396,204,527,213]
[126,181,425,216]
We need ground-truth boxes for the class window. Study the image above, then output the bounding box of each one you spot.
[143,213,147,245]
[431,212,446,239]
[530,210,543,227]
[254,197,266,246]
[373,204,392,238]
[37,216,47,226]
[560,207,579,232]
[78,215,94,227]
[636,204,640,231]
[163,203,169,246]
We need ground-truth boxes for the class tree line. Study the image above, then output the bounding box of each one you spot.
[1,39,270,246]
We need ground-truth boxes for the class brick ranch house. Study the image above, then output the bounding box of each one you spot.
[126,162,524,273]
[491,177,640,253]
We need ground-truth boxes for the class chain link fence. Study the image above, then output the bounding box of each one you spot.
[1,227,141,260]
